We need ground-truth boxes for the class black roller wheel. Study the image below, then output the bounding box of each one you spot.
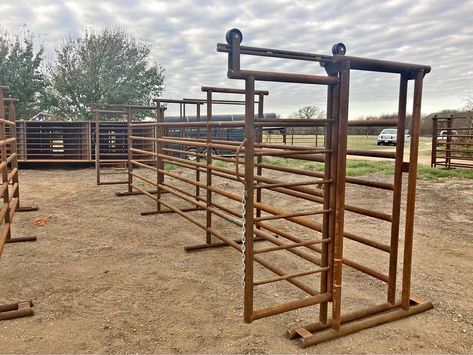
[332,42,347,55]
[225,28,243,44]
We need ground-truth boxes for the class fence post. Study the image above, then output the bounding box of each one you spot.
[431,115,437,167]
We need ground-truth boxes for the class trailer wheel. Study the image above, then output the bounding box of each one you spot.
[203,148,217,157]
[185,147,198,161]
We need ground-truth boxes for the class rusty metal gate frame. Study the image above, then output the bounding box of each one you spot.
[431,115,473,169]
[184,86,269,251]
[114,104,160,198]
[93,103,161,188]
[123,99,206,216]
[0,85,38,321]
[215,28,433,346]
[92,105,129,186]
[145,86,348,321]
[126,95,272,217]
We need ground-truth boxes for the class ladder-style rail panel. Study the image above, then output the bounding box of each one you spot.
[0,85,38,322]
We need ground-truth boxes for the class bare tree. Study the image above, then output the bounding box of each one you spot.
[464,96,473,128]
[291,106,325,145]
[292,105,324,120]
[465,95,473,110]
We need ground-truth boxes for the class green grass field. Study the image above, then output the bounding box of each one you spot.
[260,157,473,181]
[166,134,473,181]
[260,134,473,181]
[264,133,433,159]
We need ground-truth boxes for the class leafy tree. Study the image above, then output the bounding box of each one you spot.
[0,28,46,119]
[49,27,165,120]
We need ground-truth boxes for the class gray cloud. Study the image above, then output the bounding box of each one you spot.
[1,0,472,117]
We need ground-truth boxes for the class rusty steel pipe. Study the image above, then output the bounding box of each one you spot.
[298,301,433,347]
[156,183,320,298]
[157,152,392,222]
[167,182,328,268]
[387,74,408,303]
[116,30,432,342]
[401,70,424,310]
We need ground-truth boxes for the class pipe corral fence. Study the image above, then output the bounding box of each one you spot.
[13,119,153,164]
[108,97,279,203]
[105,29,434,348]
[15,120,99,162]
[90,104,158,187]
[0,85,39,321]
[431,115,473,169]
[0,28,434,348]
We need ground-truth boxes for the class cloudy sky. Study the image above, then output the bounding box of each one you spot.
[1,0,472,117]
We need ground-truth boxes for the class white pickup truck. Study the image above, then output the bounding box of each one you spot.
[377,128,411,146]
[438,130,458,140]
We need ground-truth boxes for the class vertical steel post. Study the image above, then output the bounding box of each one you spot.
[431,116,437,167]
[387,74,408,304]
[8,99,20,207]
[446,116,453,168]
[328,73,340,298]
[127,106,133,193]
[196,103,201,199]
[94,107,100,185]
[255,93,264,227]
[87,122,92,161]
[206,91,213,244]
[0,89,11,242]
[320,75,335,324]
[331,66,350,331]
[156,103,164,212]
[402,70,424,310]
[244,76,255,323]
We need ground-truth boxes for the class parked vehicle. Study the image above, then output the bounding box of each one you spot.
[377,128,410,146]
[438,130,458,140]
[161,113,281,160]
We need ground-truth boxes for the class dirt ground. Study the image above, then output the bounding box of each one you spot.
[0,168,472,353]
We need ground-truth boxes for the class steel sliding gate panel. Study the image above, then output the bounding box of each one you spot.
[112,30,432,348]
[92,105,158,187]
[116,100,212,208]
[431,115,473,169]
[215,28,432,346]
[92,107,128,186]
[133,88,340,322]
[21,121,89,162]
[113,103,163,200]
